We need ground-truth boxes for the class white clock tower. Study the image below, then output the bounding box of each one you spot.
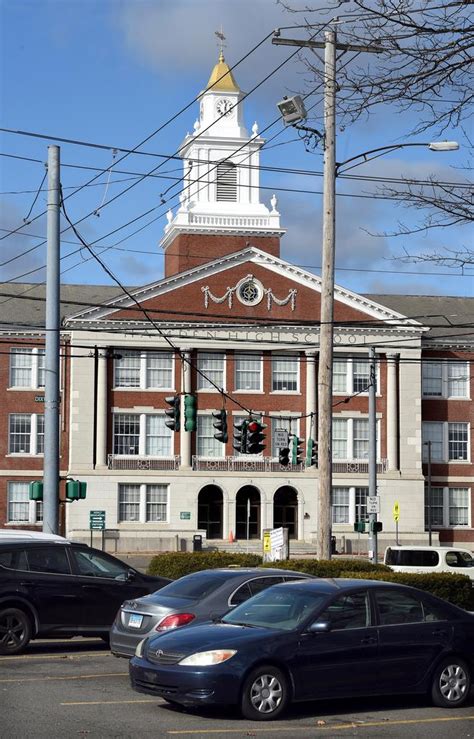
[161,50,285,275]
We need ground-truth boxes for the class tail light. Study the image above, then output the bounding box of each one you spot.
[155,613,195,631]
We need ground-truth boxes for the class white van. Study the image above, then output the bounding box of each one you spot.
[384,545,474,581]
[0,529,67,542]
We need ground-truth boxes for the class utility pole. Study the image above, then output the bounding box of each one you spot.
[273,29,382,560]
[368,347,378,563]
[43,145,60,535]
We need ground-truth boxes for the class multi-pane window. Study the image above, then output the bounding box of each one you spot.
[333,357,376,394]
[10,348,45,389]
[114,351,173,389]
[197,352,225,390]
[425,486,469,528]
[118,483,169,523]
[271,354,298,392]
[422,422,469,462]
[331,487,369,525]
[197,416,224,458]
[9,414,44,455]
[234,354,262,391]
[332,417,376,460]
[422,361,469,398]
[113,414,172,456]
[7,481,42,524]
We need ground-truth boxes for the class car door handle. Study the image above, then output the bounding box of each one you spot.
[432,629,448,637]
[360,636,377,645]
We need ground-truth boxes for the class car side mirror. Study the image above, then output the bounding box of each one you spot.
[126,569,136,582]
[307,620,331,634]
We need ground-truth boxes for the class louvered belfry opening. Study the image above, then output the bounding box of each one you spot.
[216,161,237,201]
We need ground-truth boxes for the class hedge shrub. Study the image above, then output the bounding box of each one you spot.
[147,551,262,580]
[342,570,472,609]
[261,558,390,577]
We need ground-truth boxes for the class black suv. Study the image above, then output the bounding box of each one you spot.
[0,539,170,655]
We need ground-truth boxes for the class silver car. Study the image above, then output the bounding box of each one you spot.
[110,567,313,657]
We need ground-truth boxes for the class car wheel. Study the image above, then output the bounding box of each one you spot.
[0,607,32,655]
[431,657,471,708]
[241,665,289,721]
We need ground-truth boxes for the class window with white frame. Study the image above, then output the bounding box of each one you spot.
[333,357,376,394]
[234,353,262,391]
[271,354,299,392]
[332,417,373,460]
[197,352,225,390]
[422,422,469,462]
[114,351,173,389]
[270,417,297,457]
[118,483,170,523]
[331,486,369,525]
[113,414,172,456]
[9,414,44,455]
[10,348,45,389]
[7,481,43,524]
[425,486,469,528]
[422,360,469,398]
[197,415,225,458]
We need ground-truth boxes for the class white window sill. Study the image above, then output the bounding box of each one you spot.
[270,391,301,395]
[7,453,44,458]
[233,390,264,394]
[7,387,45,391]
[197,388,226,393]
[112,387,175,392]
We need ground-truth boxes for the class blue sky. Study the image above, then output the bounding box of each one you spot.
[1,0,472,298]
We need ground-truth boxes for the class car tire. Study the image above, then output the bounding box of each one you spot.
[241,665,289,721]
[0,607,32,655]
[431,656,471,708]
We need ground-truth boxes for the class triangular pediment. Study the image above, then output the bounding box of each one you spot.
[65,247,422,330]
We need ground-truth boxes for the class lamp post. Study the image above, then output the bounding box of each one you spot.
[277,94,458,560]
[423,440,433,546]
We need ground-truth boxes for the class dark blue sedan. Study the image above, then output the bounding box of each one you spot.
[129,578,474,721]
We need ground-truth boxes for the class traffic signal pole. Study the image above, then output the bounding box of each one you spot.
[368,347,378,563]
[43,145,61,535]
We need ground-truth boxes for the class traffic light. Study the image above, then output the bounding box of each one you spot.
[353,521,368,533]
[66,480,87,500]
[306,438,318,467]
[184,394,197,432]
[247,419,266,454]
[278,446,290,467]
[291,435,303,465]
[213,409,228,443]
[29,481,43,501]
[164,395,180,432]
[233,419,248,454]
[369,520,383,534]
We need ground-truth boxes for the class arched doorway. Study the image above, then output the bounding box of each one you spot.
[198,485,223,539]
[273,487,298,540]
[235,486,261,540]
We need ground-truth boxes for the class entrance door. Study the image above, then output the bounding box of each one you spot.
[236,486,261,539]
[198,485,223,539]
[273,487,298,539]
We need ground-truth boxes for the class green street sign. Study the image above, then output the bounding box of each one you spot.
[180,511,191,520]
[89,510,106,530]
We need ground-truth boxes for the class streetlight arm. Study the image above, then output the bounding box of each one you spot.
[335,141,459,176]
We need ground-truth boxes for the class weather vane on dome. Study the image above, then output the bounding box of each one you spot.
[215,28,226,54]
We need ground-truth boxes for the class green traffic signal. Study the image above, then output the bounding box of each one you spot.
[184,394,197,432]
[306,438,318,466]
[291,435,303,465]
[66,480,87,500]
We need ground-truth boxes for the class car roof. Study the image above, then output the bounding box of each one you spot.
[385,545,473,554]
[0,530,68,542]
[276,577,425,594]
[178,568,313,579]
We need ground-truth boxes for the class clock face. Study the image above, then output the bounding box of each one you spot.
[216,98,232,116]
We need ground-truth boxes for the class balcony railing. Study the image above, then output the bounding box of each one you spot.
[192,456,305,472]
[107,455,181,471]
[332,460,388,474]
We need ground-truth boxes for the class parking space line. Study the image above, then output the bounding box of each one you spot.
[0,652,111,662]
[0,672,127,683]
[166,715,474,734]
[61,699,156,706]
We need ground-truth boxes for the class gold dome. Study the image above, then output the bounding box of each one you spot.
[205,51,240,93]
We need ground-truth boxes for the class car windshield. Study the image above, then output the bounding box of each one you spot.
[222,586,328,631]
[146,572,228,602]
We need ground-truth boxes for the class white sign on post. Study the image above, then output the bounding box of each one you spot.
[367,496,380,514]
[270,527,285,549]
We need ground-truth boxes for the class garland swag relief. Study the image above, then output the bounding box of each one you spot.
[201,274,297,311]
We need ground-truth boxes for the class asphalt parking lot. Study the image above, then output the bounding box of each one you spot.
[2,638,474,738]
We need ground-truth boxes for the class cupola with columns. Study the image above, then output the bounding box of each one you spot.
[161,49,285,277]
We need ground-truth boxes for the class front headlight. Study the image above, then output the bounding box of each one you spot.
[178,649,237,666]
[135,639,146,658]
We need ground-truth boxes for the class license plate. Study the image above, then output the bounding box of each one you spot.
[128,613,143,629]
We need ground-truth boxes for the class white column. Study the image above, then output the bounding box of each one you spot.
[96,349,108,467]
[305,351,317,444]
[387,353,399,471]
[180,348,192,469]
